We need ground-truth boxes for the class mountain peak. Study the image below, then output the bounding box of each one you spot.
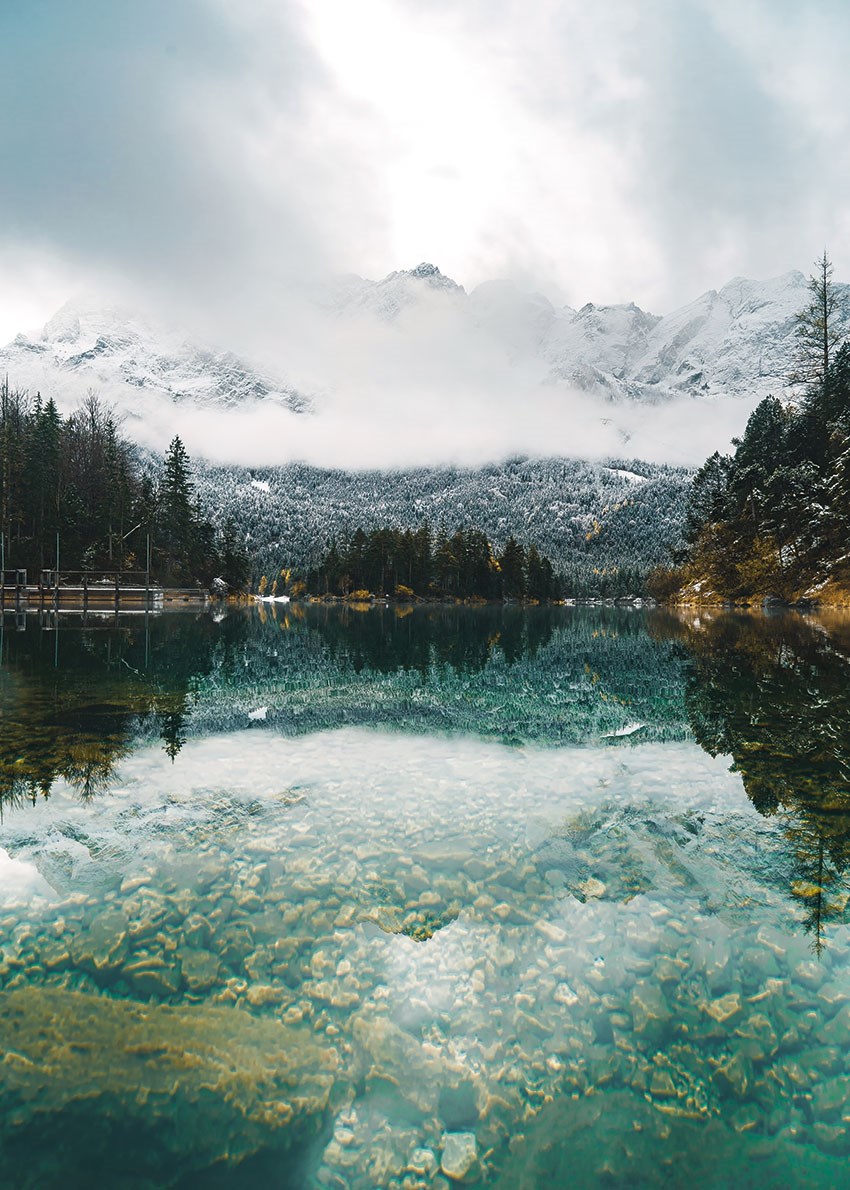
[408,262,441,278]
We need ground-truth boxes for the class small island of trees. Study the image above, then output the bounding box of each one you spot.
[303,524,561,602]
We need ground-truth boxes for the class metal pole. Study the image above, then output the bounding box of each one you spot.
[54,531,59,612]
[146,533,151,608]
[0,530,4,613]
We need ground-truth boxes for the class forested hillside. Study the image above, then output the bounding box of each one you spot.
[0,382,246,586]
[196,456,690,597]
[662,257,850,604]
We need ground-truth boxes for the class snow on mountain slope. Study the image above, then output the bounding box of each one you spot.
[328,261,464,321]
[2,266,845,442]
[0,297,310,416]
[328,263,846,404]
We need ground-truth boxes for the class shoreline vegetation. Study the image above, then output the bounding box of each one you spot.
[0,380,248,590]
[649,253,850,610]
[8,247,850,611]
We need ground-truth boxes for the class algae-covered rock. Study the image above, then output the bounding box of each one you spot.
[0,987,336,1185]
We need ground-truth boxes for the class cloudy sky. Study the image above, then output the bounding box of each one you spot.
[1,0,848,465]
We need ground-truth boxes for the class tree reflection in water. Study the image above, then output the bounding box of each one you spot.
[7,603,850,954]
[0,617,199,809]
[652,608,850,953]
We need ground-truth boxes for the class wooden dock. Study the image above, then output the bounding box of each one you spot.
[0,569,208,614]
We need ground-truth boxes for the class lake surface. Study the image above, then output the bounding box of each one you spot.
[2,604,850,1187]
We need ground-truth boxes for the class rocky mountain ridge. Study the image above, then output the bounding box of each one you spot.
[2,264,844,424]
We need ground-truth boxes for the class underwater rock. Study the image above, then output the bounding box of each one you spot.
[704,993,741,1024]
[630,981,671,1037]
[178,946,222,994]
[68,910,129,979]
[440,1131,480,1183]
[0,987,335,1185]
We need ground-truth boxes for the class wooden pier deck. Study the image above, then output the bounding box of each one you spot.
[0,569,208,614]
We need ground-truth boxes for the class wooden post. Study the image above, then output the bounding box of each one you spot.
[114,573,120,616]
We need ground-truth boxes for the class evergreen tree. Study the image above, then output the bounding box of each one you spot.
[499,537,526,599]
[219,520,250,589]
[159,436,196,577]
[790,250,844,388]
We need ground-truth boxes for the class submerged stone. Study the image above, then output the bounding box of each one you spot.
[440,1131,480,1183]
[178,946,222,994]
[704,993,741,1024]
[0,987,334,1185]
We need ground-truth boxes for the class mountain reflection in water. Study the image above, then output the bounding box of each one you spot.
[3,604,850,951]
[3,605,850,1185]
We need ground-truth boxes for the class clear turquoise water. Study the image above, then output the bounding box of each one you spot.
[1,605,850,1187]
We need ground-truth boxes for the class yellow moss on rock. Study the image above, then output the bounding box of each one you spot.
[0,987,336,1184]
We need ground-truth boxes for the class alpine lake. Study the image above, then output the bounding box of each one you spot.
[2,601,850,1188]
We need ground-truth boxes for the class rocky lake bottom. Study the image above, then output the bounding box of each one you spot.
[2,606,850,1187]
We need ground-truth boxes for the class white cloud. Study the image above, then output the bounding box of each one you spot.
[1,0,846,469]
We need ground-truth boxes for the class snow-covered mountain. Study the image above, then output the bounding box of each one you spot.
[0,297,309,415]
[2,265,844,426]
[330,264,848,404]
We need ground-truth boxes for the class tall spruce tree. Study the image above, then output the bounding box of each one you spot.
[159,436,195,575]
[790,251,845,388]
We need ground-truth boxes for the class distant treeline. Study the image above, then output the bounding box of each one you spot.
[0,381,247,587]
[303,525,560,601]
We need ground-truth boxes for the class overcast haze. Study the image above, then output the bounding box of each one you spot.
[2,0,848,466]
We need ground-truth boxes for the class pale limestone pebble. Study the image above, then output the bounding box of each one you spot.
[123,956,182,998]
[553,982,579,1008]
[756,924,787,957]
[119,873,152,894]
[811,1076,850,1120]
[818,979,850,1013]
[813,1122,850,1155]
[654,955,688,983]
[747,976,787,1003]
[793,959,825,989]
[648,1068,677,1099]
[177,946,222,994]
[39,939,71,972]
[181,913,213,949]
[440,1132,480,1183]
[407,1147,438,1176]
[577,877,606,900]
[246,982,282,1007]
[536,920,567,945]
[315,1163,351,1188]
[321,1138,360,1170]
[713,1052,751,1098]
[629,982,671,1035]
[733,1012,778,1061]
[69,910,130,976]
[703,992,741,1024]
